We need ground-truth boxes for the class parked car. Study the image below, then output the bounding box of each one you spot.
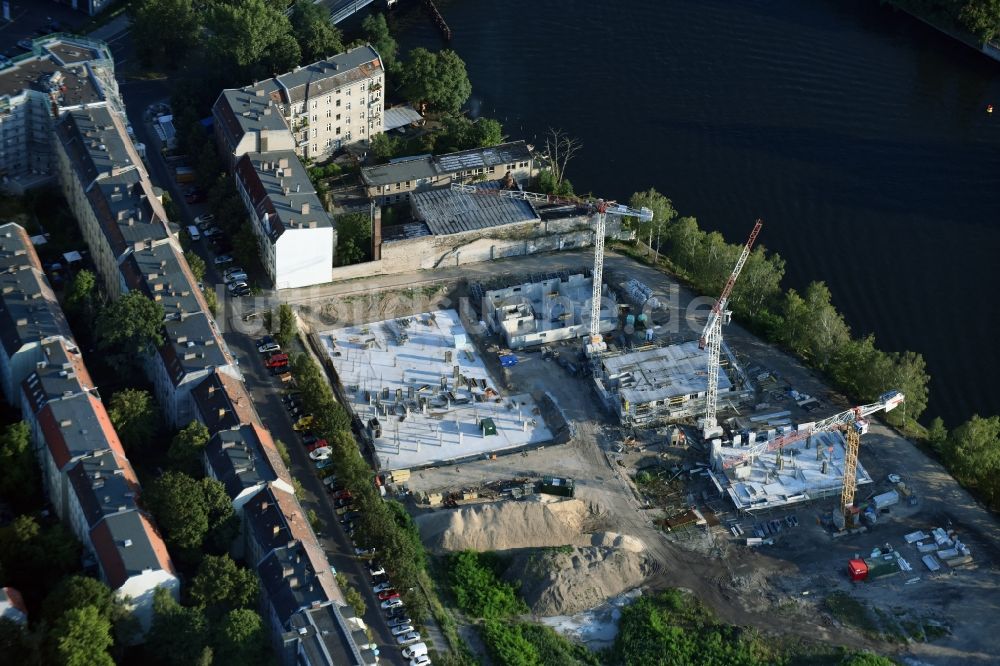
[184,189,207,204]
[283,393,302,406]
[370,564,386,578]
[203,226,222,238]
[224,266,245,280]
[391,624,414,637]
[293,415,314,431]
[305,439,327,453]
[300,432,318,446]
[213,254,234,265]
[315,458,334,471]
[373,582,394,594]
[257,337,280,354]
[265,353,289,368]
[333,489,351,501]
[194,213,215,228]
[308,446,332,461]
[230,285,250,298]
[381,598,404,611]
[387,616,412,628]
[355,547,376,557]
[402,644,428,660]
[396,631,421,645]
[410,655,431,666]
[224,272,248,285]
[334,497,352,508]
[378,589,400,602]
[226,281,248,295]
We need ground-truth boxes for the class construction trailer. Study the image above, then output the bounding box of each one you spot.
[594,340,753,427]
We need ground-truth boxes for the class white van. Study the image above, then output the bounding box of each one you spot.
[187,225,201,241]
[402,643,427,659]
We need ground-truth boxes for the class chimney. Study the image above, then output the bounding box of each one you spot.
[279,158,289,169]
[218,407,227,420]
[272,525,280,536]
[300,202,309,215]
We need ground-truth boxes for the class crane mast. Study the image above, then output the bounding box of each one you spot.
[718,390,904,524]
[450,183,652,357]
[700,220,763,439]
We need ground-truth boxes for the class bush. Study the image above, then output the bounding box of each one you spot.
[448,550,526,619]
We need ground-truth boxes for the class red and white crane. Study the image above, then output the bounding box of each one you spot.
[450,183,652,356]
[699,220,762,439]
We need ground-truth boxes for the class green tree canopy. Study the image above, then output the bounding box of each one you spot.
[167,420,210,477]
[291,0,344,62]
[95,292,165,370]
[64,269,97,326]
[132,0,200,69]
[108,389,161,455]
[400,48,473,114]
[143,471,210,552]
[0,617,38,663]
[207,0,301,82]
[628,188,678,255]
[184,251,206,283]
[52,605,114,666]
[42,576,122,627]
[0,515,80,595]
[189,555,258,617]
[960,0,1000,42]
[213,608,268,664]
[335,213,372,266]
[0,422,38,511]
[361,13,398,69]
[147,587,210,666]
[274,303,298,347]
[944,414,1000,508]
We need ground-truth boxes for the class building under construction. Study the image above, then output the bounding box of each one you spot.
[482,274,617,349]
[707,430,873,513]
[593,340,753,426]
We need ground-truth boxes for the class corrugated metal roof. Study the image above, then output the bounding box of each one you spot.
[411,184,539,236]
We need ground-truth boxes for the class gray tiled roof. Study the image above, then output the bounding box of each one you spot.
[411,182,539,236]
[121,243,230,385]
[361,141,533,188]
[258,542,333,625]
[89,510,173,590]
[273,46,382,104]
[205,425,279,500]
[235,151,333,240]
[66,449,137,529]
[0,249,70,358]
[57,105,135,184]
[21,339,93,415]
[289,603,370,666]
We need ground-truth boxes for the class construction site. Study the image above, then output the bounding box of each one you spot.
[296,187,1000,663]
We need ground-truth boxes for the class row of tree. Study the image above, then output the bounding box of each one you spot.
[883,0,1000,43]
[288,352,431,620]
[624,189,930,428]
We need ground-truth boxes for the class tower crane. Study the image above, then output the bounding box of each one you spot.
[717,389,905,523]
[450,183,652,356]
[699,220,763,439]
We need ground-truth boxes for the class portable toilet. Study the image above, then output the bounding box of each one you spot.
[847,559,868,582]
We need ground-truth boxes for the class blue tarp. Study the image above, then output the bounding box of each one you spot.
[499,354,518,367]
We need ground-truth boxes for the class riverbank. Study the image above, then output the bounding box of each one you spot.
[883,1,1000,63]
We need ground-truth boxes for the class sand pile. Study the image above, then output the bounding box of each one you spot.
[417,496,591,552]
[503,545,654,616]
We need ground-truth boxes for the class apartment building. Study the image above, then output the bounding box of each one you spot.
[282,602,377,666]
[203,423,295,514]
[233,151,335,289]
[361,140,539,206]
[54,104,170,299]
[18,340,178,631]
[213,45,384,165]
[119,241,239,427]
[0,223,73,404]
[0,35,120,193]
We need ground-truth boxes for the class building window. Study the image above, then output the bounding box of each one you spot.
[326,109,331,118]
[360,111,365,119]
[312,144,317,152]
[312,114,317,122]
[312,101,317,109]
[311,128,317,137]
[326,138,332,147]
[336,100,341,107]
[336,113,341,121]
[336,89,341,94]
[336,127,341,135]
[395,183,401,190]
[346,103,351,111]
[360,126,365,134]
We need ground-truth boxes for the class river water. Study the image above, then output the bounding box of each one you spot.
[391,0,1000,427]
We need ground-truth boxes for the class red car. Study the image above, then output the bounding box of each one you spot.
[265,353,289,369]
[184,189,207,204]
[333,489,351,500]
[306,439,328,452]
[377,590,400,601]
